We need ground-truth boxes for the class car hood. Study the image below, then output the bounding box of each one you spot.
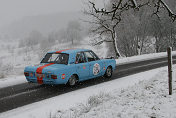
[24,63,67,73]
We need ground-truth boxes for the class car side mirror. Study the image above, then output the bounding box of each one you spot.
[105,56,115,59]
[110,56,114,59]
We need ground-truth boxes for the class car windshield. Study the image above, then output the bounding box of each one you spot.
[41,53,69,65]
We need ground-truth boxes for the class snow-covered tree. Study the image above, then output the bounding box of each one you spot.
[66,20,82,45]
[86,0,176,57]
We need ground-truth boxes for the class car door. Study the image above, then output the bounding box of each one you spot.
[84,51,103,78]
[75,52,90,81]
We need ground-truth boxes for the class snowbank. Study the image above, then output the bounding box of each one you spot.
[0,76,26,89]
[53,66,176,118]
[117,51,176,65]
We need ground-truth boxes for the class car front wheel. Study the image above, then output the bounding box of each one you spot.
[68,75,77,86]
[104,66,112,78]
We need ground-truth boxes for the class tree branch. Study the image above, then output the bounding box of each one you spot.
[153,0,176,21]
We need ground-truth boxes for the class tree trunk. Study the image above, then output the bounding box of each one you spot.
[113,32,121,58]
[155,36,159,53]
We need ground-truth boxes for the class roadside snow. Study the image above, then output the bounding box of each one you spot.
[55,66,176,118]
[0,76,26,89]
[117,51,176,65]
[0,66,169,118]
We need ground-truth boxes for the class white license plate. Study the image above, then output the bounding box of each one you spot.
[36,73,45,78]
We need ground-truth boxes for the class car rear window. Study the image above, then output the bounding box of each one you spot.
[41,53,69,65]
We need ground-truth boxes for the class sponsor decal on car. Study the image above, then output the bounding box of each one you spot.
[103,67,106,70]
[93,63,100,75]
[83,65,86,69]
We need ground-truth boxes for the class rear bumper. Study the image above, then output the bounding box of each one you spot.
[26,77,65,85]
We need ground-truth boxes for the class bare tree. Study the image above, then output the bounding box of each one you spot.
[66,21,82,45]
[85,0,149,58]
[152,0,176,21]
[119,18,139,56]
[85,0,176,58]
[26,30,43,47]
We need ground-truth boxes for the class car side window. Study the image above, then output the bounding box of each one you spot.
[75,52,87,64]
[84,51,99,62]
[90,51,100,60]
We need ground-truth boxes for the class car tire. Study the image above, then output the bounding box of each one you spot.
[104,66,112,78]
[67,75,78,86]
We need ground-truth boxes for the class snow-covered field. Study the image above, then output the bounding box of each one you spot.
[1,65,175,118]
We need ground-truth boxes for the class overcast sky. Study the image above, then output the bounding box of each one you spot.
[0,0,104,27]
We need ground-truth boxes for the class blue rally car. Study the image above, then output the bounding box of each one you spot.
[24,49,116,86]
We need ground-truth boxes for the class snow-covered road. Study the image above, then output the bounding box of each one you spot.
[0,66,169,118]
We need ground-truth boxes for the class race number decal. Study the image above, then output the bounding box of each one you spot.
[93,63,100,75]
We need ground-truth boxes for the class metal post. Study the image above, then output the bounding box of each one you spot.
[167,47,172,95]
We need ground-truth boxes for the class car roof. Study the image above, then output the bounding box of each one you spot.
[48,49,91,54]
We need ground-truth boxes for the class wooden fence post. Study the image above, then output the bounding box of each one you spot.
[167,47,172,95]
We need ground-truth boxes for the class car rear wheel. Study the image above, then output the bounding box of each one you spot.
[104,66,112,78]
[68,75,77,86]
